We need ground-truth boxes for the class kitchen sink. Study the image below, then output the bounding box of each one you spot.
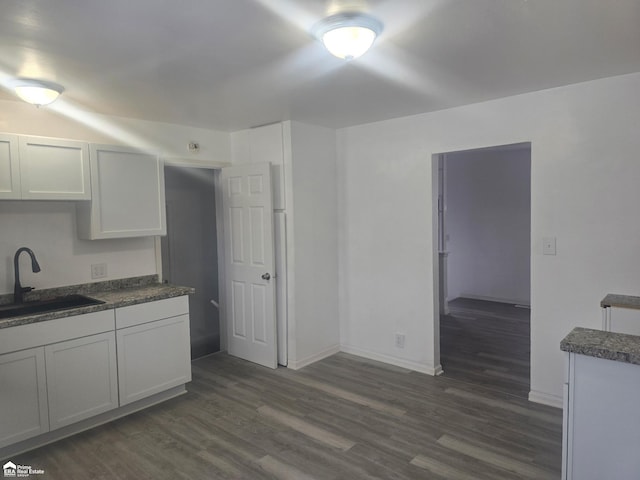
[0,294,105,319]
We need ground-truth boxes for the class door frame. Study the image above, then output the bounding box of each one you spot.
[431,142,533,386]
[154,163,228,353]
[156,164,285,362]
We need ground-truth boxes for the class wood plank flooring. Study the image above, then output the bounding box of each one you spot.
[6,345,562,479]
[441,297,531,398]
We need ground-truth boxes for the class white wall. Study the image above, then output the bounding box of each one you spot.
[229,121,340,369]
[0,98,231,295]
[445,147,531,305]
[289,121,340,367]
[337,72,640,405]
[0,201,155,294]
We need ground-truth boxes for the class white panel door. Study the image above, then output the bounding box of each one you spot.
[221,163,277,369]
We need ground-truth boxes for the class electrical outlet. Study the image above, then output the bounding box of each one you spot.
[542,237,556,255]
[91,263,107,279]
[395,333,406,349]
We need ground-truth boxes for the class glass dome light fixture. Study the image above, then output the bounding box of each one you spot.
[313,12,383,60]
[13,78,64,106]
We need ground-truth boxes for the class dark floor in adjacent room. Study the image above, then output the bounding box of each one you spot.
[440,297,531,399]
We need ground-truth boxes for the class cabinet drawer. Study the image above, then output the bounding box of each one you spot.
[0,309,115,355]
[115,296,189,329]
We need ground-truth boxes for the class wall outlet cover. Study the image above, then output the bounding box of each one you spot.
[542,237,557,255]
[91,263,108,279]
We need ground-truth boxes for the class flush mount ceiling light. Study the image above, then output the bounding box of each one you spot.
[13,78,64,106]
[313,12,383,60]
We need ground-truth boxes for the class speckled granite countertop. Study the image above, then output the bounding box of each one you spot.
[0,275,194,329]
[561,327,640,365]
[601,293,640,309]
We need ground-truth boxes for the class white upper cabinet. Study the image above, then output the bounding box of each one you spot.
[0,134,90,200]
[77,144,166,239]
[19,136,91,200]
[0,133,20,199]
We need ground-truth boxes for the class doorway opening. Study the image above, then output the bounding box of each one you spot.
[435,143,531,398]
[161,166,220,359]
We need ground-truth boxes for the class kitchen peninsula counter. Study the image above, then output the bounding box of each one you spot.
[560,326,640,365]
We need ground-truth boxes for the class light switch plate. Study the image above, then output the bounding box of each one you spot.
[542,237,556,255]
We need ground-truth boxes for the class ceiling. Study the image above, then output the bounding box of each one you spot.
[1,0,639,132]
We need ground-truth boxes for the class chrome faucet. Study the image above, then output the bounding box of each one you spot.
[14,247,41,304]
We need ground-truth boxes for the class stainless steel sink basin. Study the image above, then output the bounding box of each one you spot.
[0,294,105,319]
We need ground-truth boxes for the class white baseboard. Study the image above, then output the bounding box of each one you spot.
[340,344,440,375]
[529,390,563,409]
[287,344,340,370]
[459,293,530,307]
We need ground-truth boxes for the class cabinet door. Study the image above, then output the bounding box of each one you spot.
[0,347,49,448]
[0,133,20,199]
[77,144,166,239]
[568,354,640,479]
[19,136,91,200]
[45,332,118,430]
[117,315,191,405]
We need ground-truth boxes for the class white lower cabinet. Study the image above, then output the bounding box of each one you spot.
[0,348,49,448]
[0,296,192,453]
[563,352,640,479]
[117,314,191,406]
[45,332,118,430]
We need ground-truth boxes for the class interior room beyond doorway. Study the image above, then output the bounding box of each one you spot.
[436,143,532,397]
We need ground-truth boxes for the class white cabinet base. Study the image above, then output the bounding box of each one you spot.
[0,295,192,457]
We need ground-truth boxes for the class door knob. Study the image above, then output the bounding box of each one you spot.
[261,273,271,281]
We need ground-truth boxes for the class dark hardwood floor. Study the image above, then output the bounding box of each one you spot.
[7,334,562,479]
[441,297,531,399]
